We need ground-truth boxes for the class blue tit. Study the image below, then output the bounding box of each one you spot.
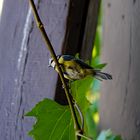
[49,55,112,81]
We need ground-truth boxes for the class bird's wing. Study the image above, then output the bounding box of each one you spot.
[61,54,93,69]
[74,59,93,69]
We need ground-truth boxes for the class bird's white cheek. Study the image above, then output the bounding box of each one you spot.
[51,61,56,68]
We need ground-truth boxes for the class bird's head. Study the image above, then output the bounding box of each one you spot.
[48,55,61,68]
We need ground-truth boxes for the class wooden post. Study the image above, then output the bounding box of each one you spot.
[0,0,70,139]
[100,0,140,139]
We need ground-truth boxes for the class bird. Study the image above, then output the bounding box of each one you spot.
[48,55,112,81]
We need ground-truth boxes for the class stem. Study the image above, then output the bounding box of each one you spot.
[74,102,84,130]
[77,133,93,140]
[29,0,81,139]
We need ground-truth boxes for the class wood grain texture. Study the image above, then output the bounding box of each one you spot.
[62,0,89,55]
[62,0,101,60]
[0,0,69,139]
[80,0,101,60]
[100,0,140,139]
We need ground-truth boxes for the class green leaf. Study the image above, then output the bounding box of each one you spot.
[70,77,93,114]
[70,77,95,138]
[94,63,107,70]
[97,130,122,140]
[26,98,75,140]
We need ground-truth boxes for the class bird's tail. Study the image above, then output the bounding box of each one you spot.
[94,70,112,80]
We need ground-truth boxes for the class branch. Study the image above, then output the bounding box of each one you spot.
[29,0,82,139]
[77,133,93,140]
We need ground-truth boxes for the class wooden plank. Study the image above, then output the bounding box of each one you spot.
[100,0,140,139]
[81,0,101,60]
[62,0,89,55]
[0,0,69,139]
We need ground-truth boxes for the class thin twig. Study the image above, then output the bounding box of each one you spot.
[29,0,82,139]
[77,133,93,140]
[69,82,84,130]
[74,102,84,130]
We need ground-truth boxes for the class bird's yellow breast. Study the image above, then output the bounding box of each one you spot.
[56,57,94,80]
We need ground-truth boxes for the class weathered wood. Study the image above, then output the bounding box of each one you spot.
[62,0,101,60]
[0,0,69,139]
[100,0,140,139]
[62,0,90,55]
[80,0,101,60]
